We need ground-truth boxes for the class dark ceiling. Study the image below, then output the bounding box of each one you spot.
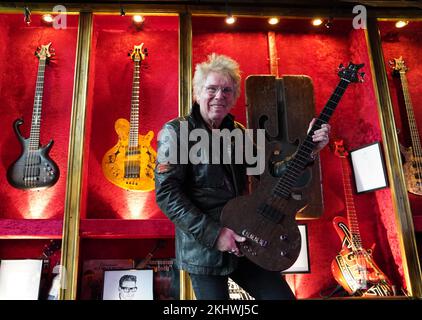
[2,0,422,13]
[4,0,422,8]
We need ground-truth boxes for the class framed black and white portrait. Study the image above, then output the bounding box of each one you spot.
[0,259,43,300]
[350,142,389,193]
[102,269,153,300]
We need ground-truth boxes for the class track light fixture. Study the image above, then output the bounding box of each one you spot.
[120,6,126,16]
[24,6,31,25]
[133,15,144,26]
[225,0,236,25]
[41,14,54,25]
[395,20,408,28]
[312,18,323,26]
[268,17,279,25]
[325,17,333,29]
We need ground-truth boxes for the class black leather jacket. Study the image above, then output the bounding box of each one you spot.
[155,104,247,275]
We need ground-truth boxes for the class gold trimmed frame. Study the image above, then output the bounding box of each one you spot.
[366,17,422,298]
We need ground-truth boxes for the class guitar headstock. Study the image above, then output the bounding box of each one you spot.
[128,43,148,62]
[334,139,349,158]
[389,56,408,76]
[35,42,55,62]
[338,62,365,83]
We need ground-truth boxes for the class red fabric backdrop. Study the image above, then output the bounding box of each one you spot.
[192,16,403,298]
[0,14,78,219]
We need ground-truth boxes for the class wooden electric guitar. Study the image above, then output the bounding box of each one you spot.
[7,43,60,190]
[331,140,394,296]
[390,57,422,195]
[221,62,364,271]
[102,44,156,191]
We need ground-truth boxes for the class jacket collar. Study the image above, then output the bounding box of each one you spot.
[189,102,235,130]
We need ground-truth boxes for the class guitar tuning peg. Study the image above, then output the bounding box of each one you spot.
[360,72,365,78]
[338,63,344,70]
[34,51,38,56]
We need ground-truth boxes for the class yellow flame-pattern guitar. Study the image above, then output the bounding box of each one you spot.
[102,44,156,191]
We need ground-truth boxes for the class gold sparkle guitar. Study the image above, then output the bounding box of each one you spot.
[390,56,422,195]
[102,44,156,191]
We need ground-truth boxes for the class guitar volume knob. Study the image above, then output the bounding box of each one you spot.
[280,234,288,241]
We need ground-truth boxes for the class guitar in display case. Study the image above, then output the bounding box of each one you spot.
[102,43,157,192]
[221,62,364,271]
[390,56,422,196]
[331,140,394,297]
[7,43,59,190]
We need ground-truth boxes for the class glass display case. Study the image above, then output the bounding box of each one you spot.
[0,3,420,300]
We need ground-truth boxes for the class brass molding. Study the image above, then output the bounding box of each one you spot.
[179,270,196,300]
[366,17,422,298]
[178,12,195,300]
[179,11,192,117]
[59,12,93,300]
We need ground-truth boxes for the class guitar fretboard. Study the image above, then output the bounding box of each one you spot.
[29,58,47,151]
[399,71,422,159]
[273,78,351,198]
[129,60,141,151]
[341,156,363,250]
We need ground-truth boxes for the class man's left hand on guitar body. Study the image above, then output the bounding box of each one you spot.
[216,227,246,257]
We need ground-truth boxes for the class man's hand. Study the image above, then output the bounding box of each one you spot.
[215,227,245,257]
[308,118,331,155]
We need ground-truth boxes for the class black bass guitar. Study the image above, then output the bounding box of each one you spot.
[7,43,59,190]
[221,62,364,271]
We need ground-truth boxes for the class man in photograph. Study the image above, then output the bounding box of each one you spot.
[118,274,138,300]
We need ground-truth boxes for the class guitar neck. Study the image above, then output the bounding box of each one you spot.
[274,78,351,198]
[29,59,47,150]
[399,71,422,157]
[129,60,141,149]
[341,156,362,250]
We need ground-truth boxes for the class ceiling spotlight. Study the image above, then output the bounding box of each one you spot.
[225,15,236,25]
[24,6,31,25]
[312,18,323,26]
[133,15,144,24]
[395,20,409,28]
[41,14,54,25]
[268,17,279,25]
[325,18,333,29]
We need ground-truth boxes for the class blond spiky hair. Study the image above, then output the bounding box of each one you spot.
[193,53,241,102]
